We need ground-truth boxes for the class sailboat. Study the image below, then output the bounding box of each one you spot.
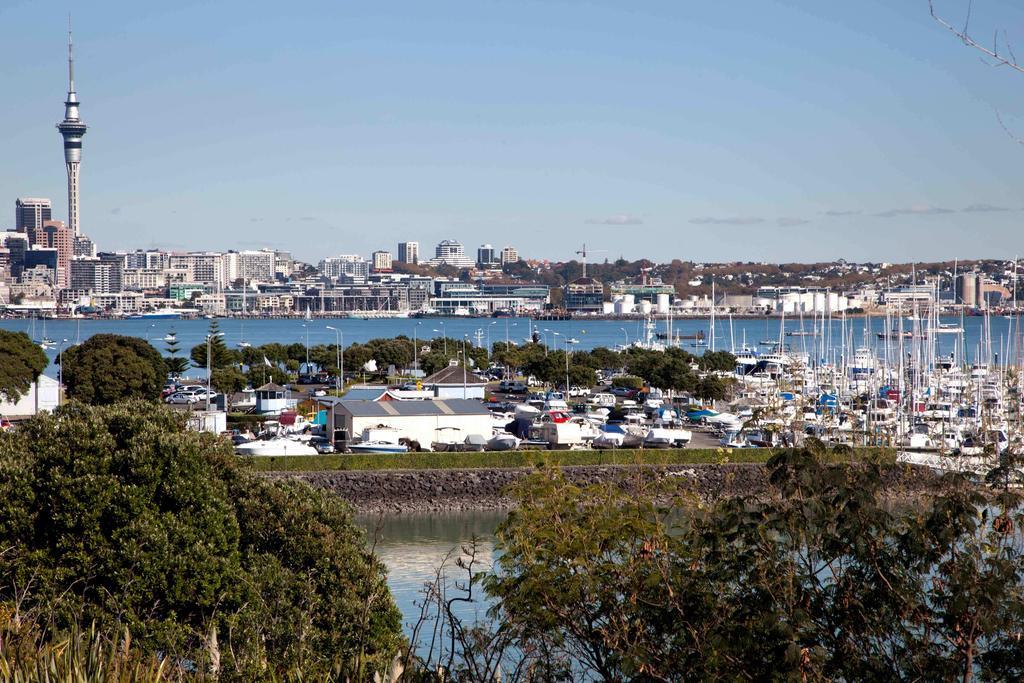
[39,317,55,349]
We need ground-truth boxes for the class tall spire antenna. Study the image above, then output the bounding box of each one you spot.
[67,15,74,91]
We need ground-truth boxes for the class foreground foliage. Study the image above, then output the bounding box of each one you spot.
[486,450,1024,680]
[0,330,49,402]
[60,334,168,404]
[0,402,402,679]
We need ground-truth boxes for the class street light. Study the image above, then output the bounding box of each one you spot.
[56,338,69,406]
[325,325,344,393]
[487,321,497,354]
[413,321,423,372]
[432,322,447,355]
[206,331,225,412]
[620,327,630,346]
[300,323,310,370]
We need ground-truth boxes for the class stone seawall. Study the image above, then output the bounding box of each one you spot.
[264,463,942,514]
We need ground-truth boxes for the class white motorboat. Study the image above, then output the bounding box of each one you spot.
[348,441,410,454]
[486,432,521,451]
[235,438,318,456]
[643,427,692,448]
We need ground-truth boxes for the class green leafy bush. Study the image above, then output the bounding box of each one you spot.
[0,401,402,678]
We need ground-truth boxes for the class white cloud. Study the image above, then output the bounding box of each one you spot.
[962,203,1009,213]
[586,214,644,225]
[875,205,954,218]
[689,216,765,225]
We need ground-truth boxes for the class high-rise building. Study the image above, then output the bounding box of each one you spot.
[69,253,122,294]
[122,249,169,271]
[429,239,475,268]
[73,235,95,257]
[0,232,29,279]
[500,246,519,265]
[476,244,497,268]
[57,26,88,236]
[15,198,52,233]
[28,220,74,288]
[237,249,277,283]
[167,252,226,286]
[398,241,419,264]
[372,250,393,272]
[319,255,369,280]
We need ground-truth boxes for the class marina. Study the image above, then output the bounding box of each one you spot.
[53,306,1014,472]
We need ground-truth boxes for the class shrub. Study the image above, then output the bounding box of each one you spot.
[0,401,402,678]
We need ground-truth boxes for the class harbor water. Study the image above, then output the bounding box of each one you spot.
[2,314,1020,378]
[357,511,504,640]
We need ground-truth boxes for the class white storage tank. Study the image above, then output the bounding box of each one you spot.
[656,293,670,314]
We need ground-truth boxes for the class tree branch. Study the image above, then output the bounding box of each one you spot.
[929,0,1024,73]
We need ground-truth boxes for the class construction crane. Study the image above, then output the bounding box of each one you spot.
[575,243,608,279]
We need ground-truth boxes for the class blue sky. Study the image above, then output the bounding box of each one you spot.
[2,0,1023,263]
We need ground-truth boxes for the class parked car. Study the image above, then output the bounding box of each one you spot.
[610,386,638,398]
[498,380,528,394]
[567,385,591,398]
[310,436,335,454]
[166,388,217,405]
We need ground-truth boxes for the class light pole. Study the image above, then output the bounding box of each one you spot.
[56,338,69,406]
[620,327,629,346]
[326,326,343,393]
[487,321,497,355]
[413,321,422,373]
[433,323,447,355]
[301,323,310,371]
[206,331,224,412]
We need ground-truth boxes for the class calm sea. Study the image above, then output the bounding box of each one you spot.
[2,314,1020,378]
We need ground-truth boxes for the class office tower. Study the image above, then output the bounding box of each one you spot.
[28,220,74,288]
[430,239,475,268]
[398,241,419,264]
[15,198,52,232]
[476,244,497,268]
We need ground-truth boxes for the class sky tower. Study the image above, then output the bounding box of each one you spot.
[57,22,87,236]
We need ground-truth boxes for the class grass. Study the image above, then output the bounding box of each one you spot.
[245,447,896,472]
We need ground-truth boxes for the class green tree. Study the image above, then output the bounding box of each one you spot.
[0,330,49,401]
[211,366,248,396]
[695,374,728,401]
[189,320,237,369]
[163,332,189,377]
[246,365,290,389]
[0,401,402,677]
[486,450,1024,681]
[698,349,737,372]
[60,334,166,405]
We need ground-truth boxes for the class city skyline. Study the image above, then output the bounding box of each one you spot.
[2,2,1024,262]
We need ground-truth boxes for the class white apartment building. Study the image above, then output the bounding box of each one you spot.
[320,255,370,280]
[167,252,227,287]
[500,246,519,265]
[122,268,166,291]
[372,250,393,271]
[237,249,277,283]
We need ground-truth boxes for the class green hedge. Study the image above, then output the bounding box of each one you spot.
[244,447,896,472]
